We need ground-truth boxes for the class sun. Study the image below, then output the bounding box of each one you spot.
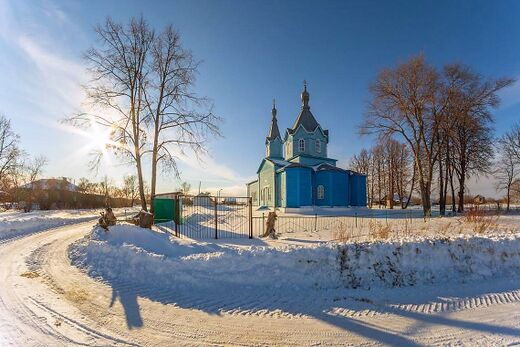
[87,126,111,152]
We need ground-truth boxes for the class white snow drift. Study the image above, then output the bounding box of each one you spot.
[70,225,520,293]
[0,210,100,242]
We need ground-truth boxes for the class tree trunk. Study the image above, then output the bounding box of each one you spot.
[449,169,456,212]
[420,181,432,217]
[136,153,147,211]
[439,159,445,216]
[404,163,416,209]
[150,120,160,214]
[457,174,465,213]
[507,187,511,212]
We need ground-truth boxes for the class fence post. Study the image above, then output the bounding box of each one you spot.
[262,213,265,236]
[248,197,253,239]
[214,199,218,239]
[355,212,358,228]
[314,213,318,231]
[175,196,179,237]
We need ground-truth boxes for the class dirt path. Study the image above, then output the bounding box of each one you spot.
[2,221,520,346]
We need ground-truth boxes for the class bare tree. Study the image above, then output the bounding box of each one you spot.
[143,25,221,212]
[495,130,520,211]
[0,115,22,186]
[362,55,443,216]
[176,181,191,194]
[21,156,47,212]
[68,16,154,211]
[350,148,371,206]
[123,175,139,206]
[443,64,513,212]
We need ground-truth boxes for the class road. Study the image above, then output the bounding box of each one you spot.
[1,220,520,346]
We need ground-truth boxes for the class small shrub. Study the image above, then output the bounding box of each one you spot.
[332,222,350,242]
[463,207,499,234]
[369,220,391,240]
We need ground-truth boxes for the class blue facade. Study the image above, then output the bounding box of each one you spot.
[349,173,367,207]
[247,84,367,210]
[315,170,349,207]
[283,167,313,207]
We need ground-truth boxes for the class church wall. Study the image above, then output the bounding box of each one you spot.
[258,161,276,207]
[246,180,259,206]
[267,138,283,159]
[315,170,349,207]
[275,172,282,207]
[284,168,313,207]
[286,126,328,160]
[349,173,367,207]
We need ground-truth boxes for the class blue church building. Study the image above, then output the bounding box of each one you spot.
[247,83,367,211]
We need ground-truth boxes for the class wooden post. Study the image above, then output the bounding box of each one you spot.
[314,213,318,231]
[355,213,358,228]
[248,197,253,239]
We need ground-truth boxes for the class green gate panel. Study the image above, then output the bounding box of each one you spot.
[153,198,177,223]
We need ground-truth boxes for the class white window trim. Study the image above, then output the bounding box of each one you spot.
[298,139,305,153]
[315,139,321,153]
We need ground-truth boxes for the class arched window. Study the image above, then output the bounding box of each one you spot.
[317,185,325,200]
[315,139,321,153]
[298,139,305,153]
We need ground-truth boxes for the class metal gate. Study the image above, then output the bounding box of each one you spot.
[171,195,252,239]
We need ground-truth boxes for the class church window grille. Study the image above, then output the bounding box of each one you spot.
[298,139,305,153]
[316,140,321,153]
[317,185,325,200]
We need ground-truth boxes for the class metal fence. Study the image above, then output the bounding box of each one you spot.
[252,212,423,239]
[155,199,520,240]
[157,195,253,239]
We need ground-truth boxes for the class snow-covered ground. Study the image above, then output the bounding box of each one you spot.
[0,208,135,243]
[70,224,520,295]
[3,210,520,345]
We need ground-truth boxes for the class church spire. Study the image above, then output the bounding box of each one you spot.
[266,99,281,141]
[301,80,310,109]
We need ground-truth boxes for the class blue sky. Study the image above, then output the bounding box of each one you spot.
[1,0,520,196]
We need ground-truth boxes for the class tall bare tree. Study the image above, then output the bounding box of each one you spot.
[495,128,520,211]
[443,64,513,212]
[69,16,154,210]
[143,25,221,212]
[362,55,443,216]
[0,115,22,186]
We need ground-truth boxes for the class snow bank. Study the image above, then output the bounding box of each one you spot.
[70,225,520,292]
[70,225,339,292]
[338,236,520,289]
[0,210,102,242]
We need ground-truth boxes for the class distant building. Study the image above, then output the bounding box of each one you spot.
[193,194,213,206]
[246,83,367,211]
[21,178,80,192]
[473,195,486,205]
[18,178,132,210]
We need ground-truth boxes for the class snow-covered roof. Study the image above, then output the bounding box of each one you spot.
[20,178,80,192]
